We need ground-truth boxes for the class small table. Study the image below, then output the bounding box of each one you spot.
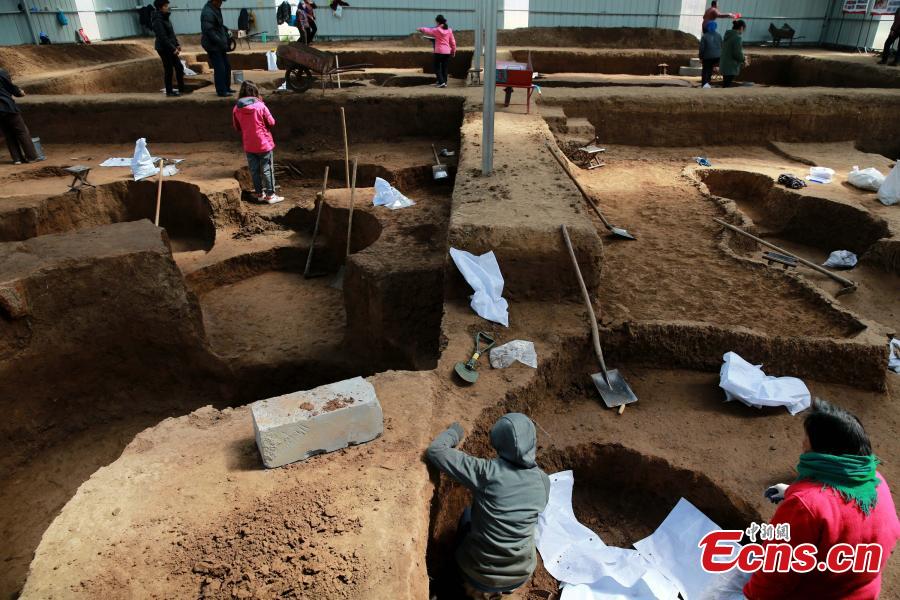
[65,165,95,192]
[579,144,606,170]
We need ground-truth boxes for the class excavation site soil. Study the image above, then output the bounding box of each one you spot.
[1,26,899,600]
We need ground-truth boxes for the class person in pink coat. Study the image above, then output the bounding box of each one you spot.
[232,81,283,204]
[418,14,456,88]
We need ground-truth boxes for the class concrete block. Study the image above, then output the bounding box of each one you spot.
[689,57,702,68]
[679,66,703,77]
[251,376,383,468]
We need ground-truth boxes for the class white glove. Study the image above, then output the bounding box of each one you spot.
[764,483,789,504]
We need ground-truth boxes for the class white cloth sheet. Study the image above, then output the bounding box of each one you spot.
[489,340,537,369]
[449,248,509,326]
[372,177,415,210]
[719,351,811,415]
[537,471,737,600]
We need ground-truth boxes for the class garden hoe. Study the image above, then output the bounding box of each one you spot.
[561,224,638,413]
[454,331,496,384]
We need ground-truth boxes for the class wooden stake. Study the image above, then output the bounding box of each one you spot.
[154,158,164,226]
[340,107,350,190]
[346,159,358,259]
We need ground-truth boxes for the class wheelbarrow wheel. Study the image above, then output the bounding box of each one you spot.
[285,66,314,92]
[227,36,237,52]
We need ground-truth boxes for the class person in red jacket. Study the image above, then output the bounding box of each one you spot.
[744,399,900,599]
[232,81,283,204]
[418,14,456,88]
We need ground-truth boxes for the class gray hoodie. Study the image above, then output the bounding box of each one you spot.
[426,413,551,590]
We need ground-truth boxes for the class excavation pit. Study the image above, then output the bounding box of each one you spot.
[4,28,900,600]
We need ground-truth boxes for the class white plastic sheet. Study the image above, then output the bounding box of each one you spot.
[806,166,835,184]
[847,166,884,192]
[131,138,160,180]
[372,177,415,210]
[266,50,279,71]
[719,351,811,415]
[490,340,537,369]
[537,471,732,600]
[181,59,198,77]
[889,338,900,374]
[100,157,132,167]
[878,162,900,206]
[822,250,857,269]
[449,248,509,326]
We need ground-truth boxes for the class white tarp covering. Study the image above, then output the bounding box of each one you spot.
[372,177,415,210]
[102,140,181,179]
[449,248,509,327]
[536,471,736,600]
[889,338,900,374]
[719,352,811,415]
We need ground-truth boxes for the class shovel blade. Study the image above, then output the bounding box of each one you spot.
[454,361,479,384]
[590,369,638,408]
[610,226,637,241]
[433,165,449,180]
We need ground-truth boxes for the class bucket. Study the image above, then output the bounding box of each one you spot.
[261,32,267,43]
[233,70,244,84]
[31,137,45,161]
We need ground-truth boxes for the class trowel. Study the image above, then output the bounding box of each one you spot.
[454,332,496,384]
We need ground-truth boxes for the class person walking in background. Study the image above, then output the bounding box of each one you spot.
[295,0,309,43]
[0,68,42,165]
[152,0,184,97]
[719,19,747,88]
[418,14,456,88]
[201,0,233,97]
[878,7,899,66]
[702,1,736,33]
[303,1,318,43]
[232,81,283,205]
[699,20,722,88]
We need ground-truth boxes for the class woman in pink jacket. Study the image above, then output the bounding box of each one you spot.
[418,15,456,88]
[232,81,283,204]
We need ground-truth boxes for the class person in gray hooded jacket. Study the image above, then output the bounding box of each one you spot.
[426,413,551,598]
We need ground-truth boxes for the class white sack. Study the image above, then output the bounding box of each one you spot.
[131,138,159,181]
[878,162,900,206]
[822,250,857,269]
[490,340,537,369]
[719,352,811,415]
[889,338,900,374]
[808,166,835,182]
[449,248,509,327]
[847,166,884,192]
[266,50,279,71]
[372,177,415,210]
[181,59,198,76]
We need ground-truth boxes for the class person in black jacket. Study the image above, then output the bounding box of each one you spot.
[152,0,184,97]
[201,0,233,96]
[0,68,42,165]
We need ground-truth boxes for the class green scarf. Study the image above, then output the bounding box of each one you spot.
[796,452,881,516]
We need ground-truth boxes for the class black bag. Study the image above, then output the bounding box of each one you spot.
[238,7,249,31]
[138,4,154,29]
[276,0,291,25]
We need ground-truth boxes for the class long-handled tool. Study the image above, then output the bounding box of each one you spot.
[304,165,329,279]
[154,158,164,226]
[547,142,636,241]
[331,158,358,290]
[712,218,858,296]
[454,331,496,384]
[561,224,637,413]
[432,144,449,181]
[331,107,353,289]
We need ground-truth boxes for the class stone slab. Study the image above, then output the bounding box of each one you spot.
[251,376,383,468]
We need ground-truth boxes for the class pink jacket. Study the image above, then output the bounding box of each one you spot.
[232,97,275,154]
[418,25,456,55]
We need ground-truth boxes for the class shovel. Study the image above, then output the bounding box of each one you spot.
[330,158,358,290]
[454,331,496,384]
[432,144,449,181]
[561,224,637,413]
[547,142,636,241]
[304,165,330,279]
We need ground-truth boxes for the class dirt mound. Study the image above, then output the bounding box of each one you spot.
[173,485,364,599]
[400,27,698,49]
[0,43,155,79]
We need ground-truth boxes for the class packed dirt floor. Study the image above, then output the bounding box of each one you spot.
[1,27,899,600]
